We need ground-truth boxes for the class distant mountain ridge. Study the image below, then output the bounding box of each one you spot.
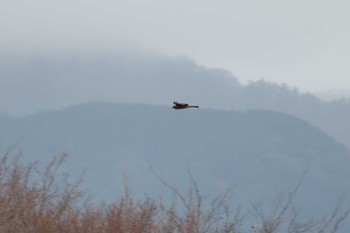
[0,103,349,223]
[1,53,350,149]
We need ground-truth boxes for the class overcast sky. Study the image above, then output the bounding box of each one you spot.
[1,0,349,93]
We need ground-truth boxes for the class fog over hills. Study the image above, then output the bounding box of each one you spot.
[1,0,350,229]
[316,89,350,102]
[1,52,350,229]
[0,103,349,225]
[1,52,350,149]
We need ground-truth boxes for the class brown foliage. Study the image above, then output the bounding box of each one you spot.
[0,151,348,233]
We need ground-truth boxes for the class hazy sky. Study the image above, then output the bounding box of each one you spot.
[1,0,349,92]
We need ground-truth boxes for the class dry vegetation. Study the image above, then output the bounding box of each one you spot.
[0,150,348,233]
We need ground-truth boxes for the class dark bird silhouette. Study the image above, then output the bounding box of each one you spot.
[172,101,199,110]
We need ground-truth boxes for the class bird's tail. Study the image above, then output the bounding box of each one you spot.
[189,105,199,108]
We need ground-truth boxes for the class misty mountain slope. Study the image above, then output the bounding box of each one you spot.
[0,103,349,220]
[1,53,350,150]
[239,80,350,148]
[0,54,239,115]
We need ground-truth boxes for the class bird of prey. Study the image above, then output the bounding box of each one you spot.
[172,101,199,110]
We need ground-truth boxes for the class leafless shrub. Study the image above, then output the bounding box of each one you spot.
[0,150,348,233]
[249,170,350,233]
[0,150,84,233]
[151,165,245,233]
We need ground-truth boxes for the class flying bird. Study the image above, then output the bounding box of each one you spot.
[172,101,199,110]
